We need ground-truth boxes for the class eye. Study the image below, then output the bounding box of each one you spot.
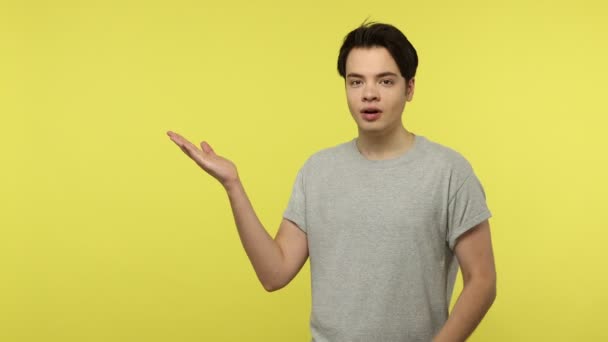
[350,80,363,86]
[380,79,394,86]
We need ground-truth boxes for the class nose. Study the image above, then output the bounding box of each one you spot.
[362,83,379,102]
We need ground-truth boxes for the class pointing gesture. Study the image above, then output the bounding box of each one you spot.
[167,131,239,189]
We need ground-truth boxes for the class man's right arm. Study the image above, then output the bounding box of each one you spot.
[225,179,309,292]
[166,131,308,292]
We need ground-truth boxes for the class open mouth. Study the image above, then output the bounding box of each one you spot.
[361,108,382,121]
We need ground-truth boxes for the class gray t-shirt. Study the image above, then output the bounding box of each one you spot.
[283,134,492,342]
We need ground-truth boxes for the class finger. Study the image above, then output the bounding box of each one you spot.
[167,131,185,146]
[167,132,193,153]
[200,141,215,155]
[184,139,201,152]
[168,132,196,151]
[167,131,182,141]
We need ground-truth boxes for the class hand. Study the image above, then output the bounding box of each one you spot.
[167,131,239,189]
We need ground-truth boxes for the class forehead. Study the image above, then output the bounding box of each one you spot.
[345,47,400,76]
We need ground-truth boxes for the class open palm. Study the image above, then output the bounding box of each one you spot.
[167,131,238,187]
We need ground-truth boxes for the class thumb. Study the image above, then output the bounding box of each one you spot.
[200,141,215,155]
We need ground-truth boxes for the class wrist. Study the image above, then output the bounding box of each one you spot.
[223,177,242,193]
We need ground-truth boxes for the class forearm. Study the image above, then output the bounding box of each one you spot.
[224,179,284,291]
[433,276,496,342]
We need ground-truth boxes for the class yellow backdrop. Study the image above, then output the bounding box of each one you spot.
[1,0,607,341]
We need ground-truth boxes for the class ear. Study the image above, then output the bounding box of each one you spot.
[406,77,415,101]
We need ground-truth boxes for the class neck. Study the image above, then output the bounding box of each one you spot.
[356,125,415,161]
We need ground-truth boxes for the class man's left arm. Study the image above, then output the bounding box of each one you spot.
[433,219,497,342]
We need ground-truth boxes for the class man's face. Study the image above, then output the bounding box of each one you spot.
[344,47,415,135]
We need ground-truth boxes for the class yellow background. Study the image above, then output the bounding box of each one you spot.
[1,0,607,341]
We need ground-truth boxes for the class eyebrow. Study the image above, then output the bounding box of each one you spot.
[346,72,400,78]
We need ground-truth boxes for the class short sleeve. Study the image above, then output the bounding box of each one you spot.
[446,172,492,250]
[283,167,307,233]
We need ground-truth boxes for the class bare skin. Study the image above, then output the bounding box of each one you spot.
[167,45,495,340]
[166,131,309,291]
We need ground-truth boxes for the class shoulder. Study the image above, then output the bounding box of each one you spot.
[299,139,354,172]
[419,135,475,180]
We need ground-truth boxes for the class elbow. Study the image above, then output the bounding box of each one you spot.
[482,272,497,306]
[262,279,285,292]
[263,283,279,292]
[260,271,287,292]
[490,274,496,305]
[487,270,497,300]
[465,271,497,303]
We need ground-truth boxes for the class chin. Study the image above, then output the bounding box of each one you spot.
[357,124,387,136]
[355,118,400,135]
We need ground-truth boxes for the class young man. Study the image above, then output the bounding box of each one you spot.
[168,22,496,342]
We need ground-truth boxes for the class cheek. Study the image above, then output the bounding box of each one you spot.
[345,91,358,112]
[386,93,407,111]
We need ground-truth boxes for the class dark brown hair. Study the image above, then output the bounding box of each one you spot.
[337,21,418,81]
